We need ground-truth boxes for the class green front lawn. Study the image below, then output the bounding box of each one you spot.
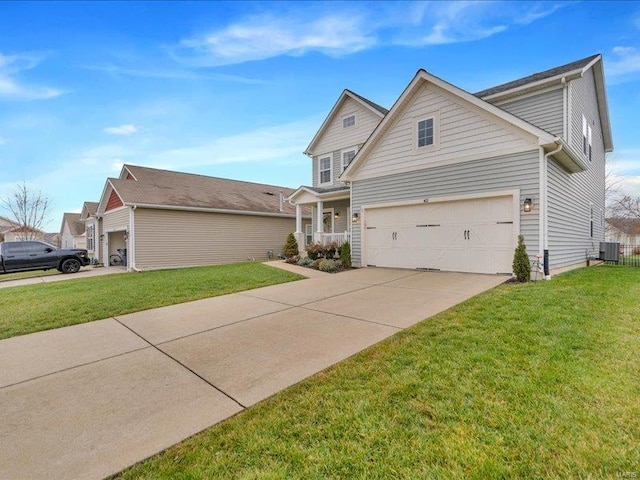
[119,266,640,479]
[0,269,60,282]
[0,263,303,340]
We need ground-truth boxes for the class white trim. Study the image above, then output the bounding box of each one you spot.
[305,90,386,156]
[323,208,335,233]
[102,205,128,215]
[318,153,333,186]
[350,145,538,182]
[413,111,440,154]
[121,165,137,181]
[539,147,545,258]
[342,112,357,129]
[479,69,584,102]
[341,147,357,172]
[129,206,135,271]
[361,188,520,211]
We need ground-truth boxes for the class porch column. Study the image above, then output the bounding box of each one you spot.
[316,200,324,242]
[294,204,304,250]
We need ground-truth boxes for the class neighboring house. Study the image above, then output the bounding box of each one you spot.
[60,212,87,249]
[95,164,310,271]
[3,226,47,242]
[0,215,19,242]
[606,218,640,245]
[289,54,612,277]
[79,201,100,260]
[44,232,62,247]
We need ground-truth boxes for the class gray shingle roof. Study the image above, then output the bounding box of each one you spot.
[62,213,85,236]
[475,54,600,98]
[111,165,300,216]
[346,89,389,115]
[301,185,350,195]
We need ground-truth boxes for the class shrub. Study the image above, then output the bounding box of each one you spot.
[306,242,325,260]
[285,255,300,264]
[324,241,339,259]
[512,234,531,282]
[297,257,315,267]
[318,259,339,273]
[340,241,352,268]
[282,233,299,258]
[633,246,640,255]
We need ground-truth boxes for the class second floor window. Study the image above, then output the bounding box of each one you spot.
[343,114,356,128]
[417,117,434,148]
[582,115,587,155]
[342,149,356,171]
[588,125,593,161]
[319,155,332,184]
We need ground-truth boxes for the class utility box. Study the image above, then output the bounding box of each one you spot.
[599,242,620,262]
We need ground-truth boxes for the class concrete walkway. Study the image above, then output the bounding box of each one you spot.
[0,264,506,479]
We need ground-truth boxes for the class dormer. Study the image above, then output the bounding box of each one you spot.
[305,90,387,188]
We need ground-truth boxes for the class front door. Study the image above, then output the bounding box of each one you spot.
[323,209,334,234]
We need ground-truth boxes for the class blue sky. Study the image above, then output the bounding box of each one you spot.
[1,1,639,231]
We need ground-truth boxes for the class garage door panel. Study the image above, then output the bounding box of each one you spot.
[364,195,516,274]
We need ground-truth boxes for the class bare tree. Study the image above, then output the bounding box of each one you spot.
[611,195,640,219]
[1,182,51,241]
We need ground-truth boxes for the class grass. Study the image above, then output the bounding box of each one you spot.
[0,262,303,340]
[118,266,640,479]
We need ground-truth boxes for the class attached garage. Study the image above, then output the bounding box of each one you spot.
[363,193,518,274]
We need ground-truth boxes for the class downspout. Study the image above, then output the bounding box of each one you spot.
[542,141,564,280]
[561,77,568,140]
[129,205,140,272]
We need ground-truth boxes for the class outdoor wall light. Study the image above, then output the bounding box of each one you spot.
[334,211,340,219]
[523,198,533,213]
[352,212,359,223]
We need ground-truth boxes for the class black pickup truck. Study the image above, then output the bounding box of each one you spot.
[0,241,90,275]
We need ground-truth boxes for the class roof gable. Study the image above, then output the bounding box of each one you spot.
[342,69,559,182]
[60,212,85,236]
[305,90,387,156]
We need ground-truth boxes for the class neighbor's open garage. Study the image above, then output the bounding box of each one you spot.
[363,194,517,274]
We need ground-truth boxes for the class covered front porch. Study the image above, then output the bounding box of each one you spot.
[288,186,351,250]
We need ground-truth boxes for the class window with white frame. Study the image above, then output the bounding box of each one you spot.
[342,149,356,171]
[342,114,356,128]
[417,117,435,148]
[305,224,313,245]
[319,155,332,184]
[87,224,94,251]
[590,204,594,238]
[588,125,593,162]
[582,115,588,155]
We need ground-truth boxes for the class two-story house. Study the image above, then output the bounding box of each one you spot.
[289,54,612,277]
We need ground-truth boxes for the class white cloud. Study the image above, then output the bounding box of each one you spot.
[85,63,263,84]
[173,2,563,66]
[103,124,138,135]
[0,52,63,101]
[607,46,640,80]
[608,150,640,198]
[174,14,375,67]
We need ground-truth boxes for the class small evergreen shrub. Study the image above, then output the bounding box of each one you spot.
[319,259,339,273]
[340,241,352,268]
[282,233,299,258]
[512,234,531,282]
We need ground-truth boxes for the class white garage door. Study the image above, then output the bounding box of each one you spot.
[364,195,515,274]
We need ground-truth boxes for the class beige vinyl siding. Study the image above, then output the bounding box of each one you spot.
[354,82,538,180]
[313,97,382,157]
[547,68,605,269]
[495,87,564,137]
[351,150,540,267]
[133,208,297,270]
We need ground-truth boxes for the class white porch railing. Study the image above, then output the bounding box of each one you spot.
[316,231,351,245]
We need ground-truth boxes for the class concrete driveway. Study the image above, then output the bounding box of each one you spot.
[0,265,506,480]
[0,266,126,289]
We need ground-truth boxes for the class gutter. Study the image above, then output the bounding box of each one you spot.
[122,202,302,219]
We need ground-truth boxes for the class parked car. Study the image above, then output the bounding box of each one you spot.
[0,241,90,275]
